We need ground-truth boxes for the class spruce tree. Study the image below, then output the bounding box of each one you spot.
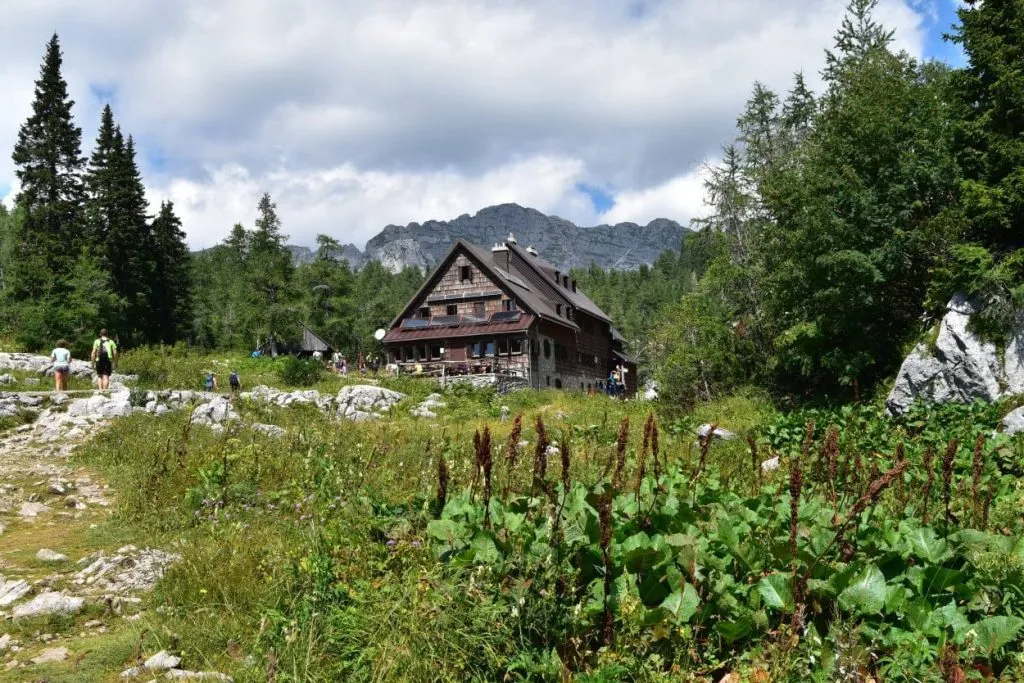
[249,193,294,354]
[952,0,1024,253]
[9,34,86,304]
[83,104,120,247]
[105,131,154,343]
[149,201,192,344]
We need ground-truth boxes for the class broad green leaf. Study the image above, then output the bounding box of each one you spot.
[758,573,795,611]
[901,524,951,563]
[838,565,887,615]
[427,518,468,542]
[716,616,754,643]
[970,616,1024,653]
[659,583,700,624]
[470,533,500,563]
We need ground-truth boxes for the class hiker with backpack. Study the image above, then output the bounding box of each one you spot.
[203,370,218,392]
[229,370,241,393]
[50,339,71,392]
[91,329,118,391]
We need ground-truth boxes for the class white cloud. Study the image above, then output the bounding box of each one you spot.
[150,155,597,250]
[599,166,712,228]
[0,0,934,248]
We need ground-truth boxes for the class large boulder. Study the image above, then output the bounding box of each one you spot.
[887,294,1015,415]
[335,385,405,421]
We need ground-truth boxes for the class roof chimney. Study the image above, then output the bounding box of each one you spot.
[526,246,538,256]
[571,279,577,292]
[507,232,517,245]
[491,242,507,252]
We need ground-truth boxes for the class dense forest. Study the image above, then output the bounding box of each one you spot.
[580,0,1024,406]
[3,0,1023,409]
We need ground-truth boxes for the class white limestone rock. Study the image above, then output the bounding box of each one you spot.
[12,592,84,618]
[145,650,182,670]
[1002,406,1024,437]
[35,549,68,563]
[697,424,737,441]
[0,580,31,606]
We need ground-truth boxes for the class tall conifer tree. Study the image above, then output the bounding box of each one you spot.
[149,201,192,344]
[9,34,86,287]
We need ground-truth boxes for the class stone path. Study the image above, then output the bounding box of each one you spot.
[0,395,232,681]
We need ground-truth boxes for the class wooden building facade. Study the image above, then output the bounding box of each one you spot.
[382,236,637,394]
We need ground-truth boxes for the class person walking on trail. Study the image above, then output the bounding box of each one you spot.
[204,370,218,392]
[91,330,117,391]
[50,339,71,392]
[229,370,241,393]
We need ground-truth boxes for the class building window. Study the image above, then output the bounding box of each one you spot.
[543,340,551,358]
[430,344,442,360]
[546,376,550,387]
[485,340,495,357]
[497,338,510,355]
[469,342,482,358]
[510,339,523,355]
[418,306,430,318]
[446,304,458,316]
[556,304,562,316]
[566,307,573,320]
[460,265,472,283]
[419,345,429,360]
[473,301,486,316]
[402,347,412,361]
[502,299,516,311]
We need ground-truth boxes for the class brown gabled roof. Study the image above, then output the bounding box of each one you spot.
[389,239,579,332]
[504,242,612,322]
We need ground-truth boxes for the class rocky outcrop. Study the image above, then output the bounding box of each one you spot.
[410,393,446,419]
[887,294,1024,415]
[12,591,84,618]
[335,385,405,421]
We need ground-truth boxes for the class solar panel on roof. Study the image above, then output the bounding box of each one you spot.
[428,315,460,327]
[462,315,487,325]
[400,318,429,329]
[490,311,522,323]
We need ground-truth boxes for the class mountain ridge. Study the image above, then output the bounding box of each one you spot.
[207,203,691,272]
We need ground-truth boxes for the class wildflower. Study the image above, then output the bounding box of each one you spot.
[386,539,397,547]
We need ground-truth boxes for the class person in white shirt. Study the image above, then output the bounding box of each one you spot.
[50,339,72,392]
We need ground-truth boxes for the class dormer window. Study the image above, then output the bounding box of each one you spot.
[502,299,517,312]
[554,270,560,284]
[418,306,431,318]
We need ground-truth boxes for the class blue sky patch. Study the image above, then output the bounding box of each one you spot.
[88,83,118,106]
[922,1,967,66]
[577,182,615,213]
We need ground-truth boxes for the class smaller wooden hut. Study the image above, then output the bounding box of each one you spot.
[298,324,334,357]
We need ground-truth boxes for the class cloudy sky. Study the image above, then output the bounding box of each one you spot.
[0,0,965,249]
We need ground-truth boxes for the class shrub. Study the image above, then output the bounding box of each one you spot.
[276,355,323,387]
[118,345,207,388]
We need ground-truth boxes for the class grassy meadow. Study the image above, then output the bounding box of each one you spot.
[3,347,1019,680]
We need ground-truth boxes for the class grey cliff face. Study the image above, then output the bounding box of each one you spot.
[274,204,689,272]
[360,204,689,273]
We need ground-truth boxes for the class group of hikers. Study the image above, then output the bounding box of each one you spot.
[48,329,118,392]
